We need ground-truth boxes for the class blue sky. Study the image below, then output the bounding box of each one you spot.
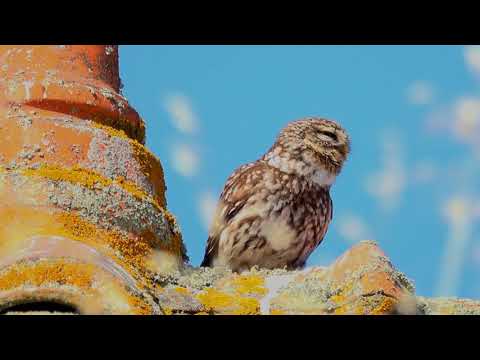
[119,45,480,299]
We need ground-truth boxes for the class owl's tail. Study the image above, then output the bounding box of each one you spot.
[200,256,210,268]
[200,235,218,267]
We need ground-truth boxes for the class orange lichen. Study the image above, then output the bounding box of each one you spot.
[56,212,153,269]
[370,297,396,315]
[127,295,153,315]
[140,229,183,262]
[162,211,187,260]
[270,309,286,315]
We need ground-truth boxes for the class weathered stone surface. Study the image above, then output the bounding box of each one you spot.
[0,45,186,315]
[149,241,480,315]
[149,241,419,315]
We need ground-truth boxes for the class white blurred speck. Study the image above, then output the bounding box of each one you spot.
[452,97,480,144]
[164,93,199,135]
[197,191,218,230]
[365,132,407,212]
[442,196,473,226]
[170,143,199,177]
[336,214,372,244]
[464,46,480,76]
[407,81,434,105]
[436,195,476,296]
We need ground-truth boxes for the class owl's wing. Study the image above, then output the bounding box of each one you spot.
[201,161,268,267]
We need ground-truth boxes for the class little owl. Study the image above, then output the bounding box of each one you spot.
[201,117,350,272]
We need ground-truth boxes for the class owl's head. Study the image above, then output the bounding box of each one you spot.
[265,117,350,184]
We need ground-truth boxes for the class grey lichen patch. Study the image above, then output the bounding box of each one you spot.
[155,286,204,314]
[336,254,415,297]
[418,296,480,315]
[154,266,232,290]
[4,170,176,253]
[3,112,159,201]
[17,114,33,129]
[50,180,172,242]
[99,87,127,112]
[246,266,293,278]
[270,271,335,314]
[18,144,42,162]
[87,128,156,197]
[395,271,415,294]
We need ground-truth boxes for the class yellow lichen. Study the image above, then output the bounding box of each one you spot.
[162,211,187,259]
[56,212,152,265]
[115,176,151,203]
[92,120,166,207]
[174,287,190,295]
[163,307,173,315]
[16,164,185,259]
[0,252,152,314]
[21,164,165,212]
[23,164,110,190]
[196,288,260,315]
[196,288,234,310]
[230,275,267,296]
[91,121,130,141]
[233,297,260,315]
[354,305,365,315]
[89,113,144,145]
[334,305,348,315]
[0,206,152,286]
[330,282,354,305]
[330,294,346,304]
[270,309,286,315]
[0,260,95,291]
